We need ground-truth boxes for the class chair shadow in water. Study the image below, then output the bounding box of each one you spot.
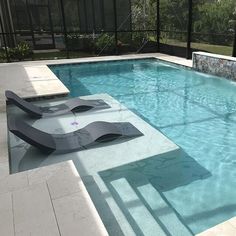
[100,149,211,192]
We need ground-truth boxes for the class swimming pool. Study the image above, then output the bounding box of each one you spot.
[50,59,236,234]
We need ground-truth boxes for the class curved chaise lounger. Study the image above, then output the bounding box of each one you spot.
[5,90,110,118]
[8,117,143,154]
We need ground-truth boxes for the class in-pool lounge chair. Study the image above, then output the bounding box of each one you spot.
[5,90,110,118]
[8,117,143,153]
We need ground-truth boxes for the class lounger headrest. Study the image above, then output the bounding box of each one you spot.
[5,90,19,100]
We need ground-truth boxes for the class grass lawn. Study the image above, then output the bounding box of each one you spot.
[33,51,96,60]
[191,42,232,56]
[161,38,233,56]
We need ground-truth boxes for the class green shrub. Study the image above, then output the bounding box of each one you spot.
[0,50,7,62]
[95,33,115,53]
[10,42,33,61]
[0,42,33,61]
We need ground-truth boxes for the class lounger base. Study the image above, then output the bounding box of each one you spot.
[8,117,143,154]
[5,90,110,118]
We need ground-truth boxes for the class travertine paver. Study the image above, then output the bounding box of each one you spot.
[0,135,8,163]
[28,161,83,199]
[53,192,108,236]
[197,220,236,236]
[0,192,14,236]
[0,162,10,179]
[228,217,236,228]
[0,64,69,100]
[13,183,60,236]
[27,161,108,236]
[5,53,192,68]
[0,172,28,195]
[0,112,8,163]
[27,162,68,185]
[155,53,192,67]
[0,149,8,163]
[46,162,83,199]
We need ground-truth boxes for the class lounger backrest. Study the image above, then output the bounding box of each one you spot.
[5,90,42,118]
[8,116,56,152]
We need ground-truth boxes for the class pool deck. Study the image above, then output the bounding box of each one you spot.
[1,53,236,235]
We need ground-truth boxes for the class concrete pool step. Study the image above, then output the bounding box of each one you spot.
[137,183,193,236]
[110,178,167,236]
[110,178,192,236]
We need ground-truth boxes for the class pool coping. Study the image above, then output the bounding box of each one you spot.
[1,53,236,235]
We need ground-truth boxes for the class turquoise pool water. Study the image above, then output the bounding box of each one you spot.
[50,59,236,234]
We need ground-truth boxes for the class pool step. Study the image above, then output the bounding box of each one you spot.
[110,178,193,236]
[110,178,167,236]
[137,183,193,236]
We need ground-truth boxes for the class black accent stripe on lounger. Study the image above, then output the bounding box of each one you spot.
[8,117,143,153]
[5,90,110,118]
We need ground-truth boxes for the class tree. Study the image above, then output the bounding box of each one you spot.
[193,0,236,45]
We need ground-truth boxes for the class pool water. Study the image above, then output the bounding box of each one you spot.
[50,59,236,234]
